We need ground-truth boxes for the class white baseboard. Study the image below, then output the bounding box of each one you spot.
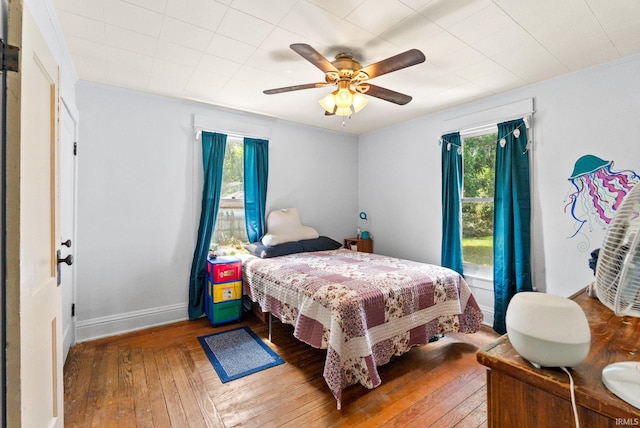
[74,301,495,343]
[76,302,189,343]
[478,303,494,327]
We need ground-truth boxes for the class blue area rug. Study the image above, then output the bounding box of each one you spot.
[198,326,284,383]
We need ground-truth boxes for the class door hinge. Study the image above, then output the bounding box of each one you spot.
[74,142,78,156]
[1,39,19,72]
[71,303,75,317]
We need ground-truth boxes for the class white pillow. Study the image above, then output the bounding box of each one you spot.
[261,208,319,246]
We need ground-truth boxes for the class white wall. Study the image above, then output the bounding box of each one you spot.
[75,82,358,341]
[73,48,640,338]
[359,54,640,323]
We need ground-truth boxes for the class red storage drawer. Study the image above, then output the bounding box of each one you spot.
[207,256,242,283]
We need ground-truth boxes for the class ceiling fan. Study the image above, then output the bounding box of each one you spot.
[263,44,426,117]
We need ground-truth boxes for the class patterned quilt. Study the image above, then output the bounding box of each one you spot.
[242,249,483,408]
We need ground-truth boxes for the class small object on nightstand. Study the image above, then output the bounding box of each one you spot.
[344,238,373,253]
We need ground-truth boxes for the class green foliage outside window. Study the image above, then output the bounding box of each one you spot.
[221,141,243,198]
[462,132,496,266]
[212,139,249,255]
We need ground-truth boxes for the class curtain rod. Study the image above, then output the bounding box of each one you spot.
[452,112,534,137]
[193,126,270,141]
[458,113,533,136]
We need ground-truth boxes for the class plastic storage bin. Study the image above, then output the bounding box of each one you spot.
[206,256,242,325]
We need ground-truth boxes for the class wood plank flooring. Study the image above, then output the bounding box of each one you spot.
[64,313,498,427]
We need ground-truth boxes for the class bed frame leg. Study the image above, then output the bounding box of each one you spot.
[268,312,272,342]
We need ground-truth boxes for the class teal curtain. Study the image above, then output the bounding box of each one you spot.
[441,132,464,276]
[188,132,227,320]
[493,119,532,333]
[243,138,269,243]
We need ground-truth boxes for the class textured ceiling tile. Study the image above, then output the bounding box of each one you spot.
[120,0,167,13]
[164,0,228,30]
[206,34,257,63]
[65,35,108,62]
[305,0,365,19]
[216,8,275,46]
[230,0,298,25]
[159,17,214,51]
[155,39,204,67]
[345,0,414,35]
[103,0,164,36]
[278,1,342,45]
[105,24,158,55]
[196,53,243,79]
[419,0,492,27]
[56,10,106,43]
[107,46,154,74]
[53,0,104,21]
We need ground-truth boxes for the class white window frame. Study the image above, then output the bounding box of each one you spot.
[212,136,249,254]
[460,125,497,280]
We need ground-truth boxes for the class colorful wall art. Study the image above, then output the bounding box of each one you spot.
[565,154,639,248]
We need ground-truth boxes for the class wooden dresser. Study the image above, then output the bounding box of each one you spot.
[343,237,373,253]
[477,288,640,427]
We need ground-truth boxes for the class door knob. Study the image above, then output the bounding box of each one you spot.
[61,239,72,247]
[57,254,73,266]
[56,250,73,286]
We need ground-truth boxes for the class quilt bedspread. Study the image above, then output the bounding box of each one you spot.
[242,249,483,408]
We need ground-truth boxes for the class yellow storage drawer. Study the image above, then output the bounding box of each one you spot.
[213,281,242,303]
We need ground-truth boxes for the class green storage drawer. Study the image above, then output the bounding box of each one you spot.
[208,299,242,325]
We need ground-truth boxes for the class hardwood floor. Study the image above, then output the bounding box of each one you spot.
[64,313,498,427]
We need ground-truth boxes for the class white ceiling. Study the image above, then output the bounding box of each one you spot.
[52,0,640,135]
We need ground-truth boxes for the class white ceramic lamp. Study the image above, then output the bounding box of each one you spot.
[506,292,591,368]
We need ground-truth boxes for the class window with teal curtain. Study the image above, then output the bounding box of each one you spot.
[188,132,227,320]
[243,138,269,243]
[493,119,532,334]
[441,132,464,276]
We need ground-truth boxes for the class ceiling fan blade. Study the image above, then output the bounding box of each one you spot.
[364,84,413,105]
[358,49,425,79]
[290,43,339,74]
[263,83,325,95]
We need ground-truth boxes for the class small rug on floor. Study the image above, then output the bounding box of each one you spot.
[198,326,284,383]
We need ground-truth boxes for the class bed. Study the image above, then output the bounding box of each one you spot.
[242,244,484,408]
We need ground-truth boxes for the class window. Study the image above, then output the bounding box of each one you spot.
[211,137,249,255]
[461,128,497,271]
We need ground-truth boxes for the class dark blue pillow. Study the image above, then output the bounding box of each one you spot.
[244,241,304,258]
[299,236,342,252]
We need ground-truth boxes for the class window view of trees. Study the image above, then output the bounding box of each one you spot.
[462,132,496,267]
[211,138,248,255]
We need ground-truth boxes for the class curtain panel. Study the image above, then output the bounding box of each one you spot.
[244,138,269,243]
[493,119,532,334]
[188,132,227,320]
[441,132,464,276]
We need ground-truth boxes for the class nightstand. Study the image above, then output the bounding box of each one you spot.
[344,238,373,253]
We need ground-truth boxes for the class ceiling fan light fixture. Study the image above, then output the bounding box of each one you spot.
[335,85,354,109]
[319,81,368,116]
[352,92,368,113]
[335,107,352,117]
[319,92,337,113]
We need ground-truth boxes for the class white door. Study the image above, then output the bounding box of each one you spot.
[5,3,64,427]
[60,102,77,362]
